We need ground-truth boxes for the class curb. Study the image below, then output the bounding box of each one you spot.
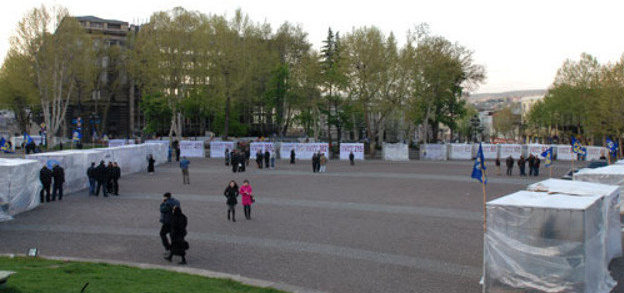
[1,254,326,293]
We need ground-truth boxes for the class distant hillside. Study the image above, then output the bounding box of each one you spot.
[469,89,547,101]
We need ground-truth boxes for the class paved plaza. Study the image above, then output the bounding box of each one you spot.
[1,158,623,292]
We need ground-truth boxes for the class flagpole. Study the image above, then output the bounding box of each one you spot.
[482,182,487,233]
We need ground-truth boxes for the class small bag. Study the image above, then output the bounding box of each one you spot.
[251,195,255,203]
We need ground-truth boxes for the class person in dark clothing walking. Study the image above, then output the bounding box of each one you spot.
[87,162,96,195]
[224,180,239,222]
[39,165,52,203]
[225,148,230,166]
[518,155,526,176]
[147,154,155,174]
[290,149,296,164]
[264,150,270,169]
[231,150,239,173]
[239,151,246,172]
[51,164,65,201]
[534,157,541,176]
[95,161,108,197]
[505,156,514,176]
[173,140,181,162]
[106,162,114,192]
[256,151,263,169]
[111,162,121,195]
[495,157,501,175]
[528,155,535,176]
[312,153,318,172]
[160,192,180,254]
[165,206,188,265]
[349,151,355,166]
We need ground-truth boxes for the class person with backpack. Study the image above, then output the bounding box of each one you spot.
[224,180,239,222]
[159,192,180,254]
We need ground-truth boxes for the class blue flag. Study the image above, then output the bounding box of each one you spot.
[24,133,33,144]
[0,137,13,153]
[471,143,487,185]
[607,137,618,155]
[541,147,554,167]
[571,136,587,155]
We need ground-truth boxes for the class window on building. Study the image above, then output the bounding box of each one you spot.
[108,23,121,30]
[90,22,103,28]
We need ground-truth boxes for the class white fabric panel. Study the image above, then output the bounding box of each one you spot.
[449,143,473,160]
[419,144,447,160]
[527,179,622,261]
[145,143,168,166]
[279,143,329,160]
[574,165,624,186]
[250,142,277,159]
[210,141,235,158]
[586,146,607,161]
[339,143,365,160]
[498,144,523,159]
[555,144,575,161]
[382,143,409,161]
[527,144,550,158]
[480,144,499,160]
[108,139,128,147]
[0,158,40,222]
[485,190,614,293]
[179,140,205,158]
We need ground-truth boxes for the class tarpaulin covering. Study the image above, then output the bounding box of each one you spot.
[574,165,624,186]
[179,140,205,158]
[484,191,614,293]
[339,143,365,160]
[250,142,277,159]
[0,158,40,222]
[527,179,622,262]
[279,143,329,160]
[419,144,447,160]
[498,144,523,159]
[209,141,235,158]
[448,143,473,160]
[382,143,408,161]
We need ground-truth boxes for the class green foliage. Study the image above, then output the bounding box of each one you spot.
[0,50,38,133]
[141,93,171,135]
[0,256,284,293]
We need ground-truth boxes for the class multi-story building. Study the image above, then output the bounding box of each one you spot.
[66,16,140,139]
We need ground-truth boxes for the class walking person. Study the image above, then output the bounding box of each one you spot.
[224,180,239,222]
[320,153,327,173]
[256,151,263,169]
[147,154,155,175]
[106,162,114,193]
[264,150,270,169]
[240,180,254,220]
[495,157,501,176]
[173,140,181,162]
[312,153,318,172]
[225,148,230,166]
[505,156,514,176]
[231,150,239,173]
[87,162,96,195]
[518,155,526,176]
[95,160,108,197]
[159,192,180,255]
[534,157,541,176]
[164,206,188,265]
[349,151,355,166]
[39,165,52,203]
[167,145,172,163]
[51,164,65,201]
[528,155,535,176]
[315,152,322,172]
[290,149,296,164]
[270,152,276,169]
[111,162,121,195]
[180,157,190,184]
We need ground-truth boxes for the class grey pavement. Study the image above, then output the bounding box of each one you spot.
[0,158,620,293]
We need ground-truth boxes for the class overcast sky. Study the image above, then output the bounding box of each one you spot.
[2,0,624,94]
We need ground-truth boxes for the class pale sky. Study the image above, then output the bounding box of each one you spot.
[2,0,624,94]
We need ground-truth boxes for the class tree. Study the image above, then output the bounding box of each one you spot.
[11,5,95,147]
[319,28,348,147]
[493,106,521,139]
[404,29,485,143]
[0,49,38,133]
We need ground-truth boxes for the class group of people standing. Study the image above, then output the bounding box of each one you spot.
[226,149,248,173]
[223,179,255,221]
[87,161,121,197]
[39,164,65,203]
[255,150,275,170]
[497,154,541,176]
[312,152,327,173]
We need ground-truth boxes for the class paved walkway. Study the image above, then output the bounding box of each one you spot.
[0,158,620,292]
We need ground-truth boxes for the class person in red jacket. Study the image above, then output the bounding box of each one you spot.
[240,179,254,220]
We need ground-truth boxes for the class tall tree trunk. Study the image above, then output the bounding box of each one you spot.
[129,79,135,137]
[327,87,333,146]
[223,75,230,138]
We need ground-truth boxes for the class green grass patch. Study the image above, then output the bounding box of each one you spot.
[0,256,286,293]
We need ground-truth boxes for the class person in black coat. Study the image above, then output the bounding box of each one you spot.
[256,151,263,169]
[173,140,181,162]
[39,165,52,203]
[225,148,230,166]
[87,162,96,195]
[505,156,514,176]
[224,180,239,222]
[94,161,108,197]
[534,157,541,176]
[165,206,188,265]
[112,162,121,195]
[264,150,270,169]
[147,154,155,174]
[245,148,250,166]
[51,164,65,201]
[312,153,318,172]
[349,151,355,166]
[518,155,526,176]
[231,150,238,173]
[290,149,296,164]
[238,151,246,172]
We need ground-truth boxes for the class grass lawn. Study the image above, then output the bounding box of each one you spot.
[0,256,285,293]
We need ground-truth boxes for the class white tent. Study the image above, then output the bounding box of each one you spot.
[0,158,40,222]
[527,179,622,262]
[484,191,614,293]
